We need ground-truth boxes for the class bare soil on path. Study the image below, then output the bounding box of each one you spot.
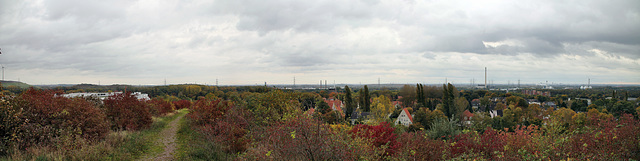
[142,113,186,161]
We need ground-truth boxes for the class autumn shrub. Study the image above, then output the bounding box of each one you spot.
[245,90,302,126]
[172,100,192,110]
[3,89,109,153]
[148,98,174,116]
[451,128,503,159]
[427,117,461,140]
[244,116,377,160]
[396,132,450,160]
[558,114,640,160]
[64,98,110,141]
[104,92,152,131]
[349,122,400,157]
[188,99,252,154]
[0,98,21,155]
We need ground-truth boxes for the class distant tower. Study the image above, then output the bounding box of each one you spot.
[216,78,218,86]
[484,67,487,89]
[1,64,4,81]
[518,79,520,88]
[325,80,327,89]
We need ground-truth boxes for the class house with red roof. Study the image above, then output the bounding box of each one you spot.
[395,108,413,126]
[462,110,474,127]
[323,97,344,116]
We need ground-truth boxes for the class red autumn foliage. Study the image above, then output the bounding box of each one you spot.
[560,114,640,160]
[350,122,400,156]
[6,88,109,150]
[397,132,450,160]
[450,125,541,160]
[188,99,251,153]
[173,100,192,109]
[245,116,373,160]
[148,98,174,116]
[103,92,152,131]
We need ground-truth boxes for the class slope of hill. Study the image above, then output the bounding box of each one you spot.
[0,80,32,88]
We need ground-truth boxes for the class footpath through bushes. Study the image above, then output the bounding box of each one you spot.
[0,88,179,159]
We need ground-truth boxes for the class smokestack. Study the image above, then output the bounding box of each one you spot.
[484,67,487,89]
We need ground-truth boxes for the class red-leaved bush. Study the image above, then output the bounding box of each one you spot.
[103,92,152,131]
[5,88,109,151]
[243,116,377,160]
[173,100,192,110]
[397,132,450,160]
[349,122,400,157]
[558,114,640,160]
[188,99,252,153]
[148,98,174,116]
[450,125,541,160]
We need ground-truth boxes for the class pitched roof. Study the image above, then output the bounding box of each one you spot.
[471,99,481,104]
[392,101,401,107]
[350,111,372,119]
[323,98,343,113]
[462,110,474,119]
[402,108,413,123]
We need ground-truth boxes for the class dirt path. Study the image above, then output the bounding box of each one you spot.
[144,113,186,161]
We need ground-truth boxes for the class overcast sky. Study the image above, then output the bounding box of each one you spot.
[0,0,638,86]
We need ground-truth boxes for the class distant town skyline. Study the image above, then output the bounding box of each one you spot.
[0,0,638,85]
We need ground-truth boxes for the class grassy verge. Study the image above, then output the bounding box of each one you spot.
[0,109,188,161]
[174,111,231,160]
[136,109,189,160]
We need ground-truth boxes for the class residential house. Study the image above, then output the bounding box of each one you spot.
[528,99,541,105]
[543,101,557,109]
[492,97,505,102]
[489,110,503,118]
[462,110,474,127]
[392,101,402,109]
[395,108,413,126]
[324,97,344,115]
[471,99,481,111]
[350,111,372,124]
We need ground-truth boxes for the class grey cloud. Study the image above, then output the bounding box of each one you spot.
[209,0,382,34]
[1,0,639,84]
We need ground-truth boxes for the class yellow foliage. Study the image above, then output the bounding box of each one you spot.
[552,108,576,125]
[371,95,394,123]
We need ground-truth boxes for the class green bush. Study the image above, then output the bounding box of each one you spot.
[427,117,461,140]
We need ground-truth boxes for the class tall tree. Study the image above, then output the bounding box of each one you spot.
[358,89,365,110]
[363,85,371,112]
[442,83,456,118]
[399,85,416,107]
[344,86,355,120]
[454,97,469,119]
[416,84,426,110]
[371,95,394,123]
